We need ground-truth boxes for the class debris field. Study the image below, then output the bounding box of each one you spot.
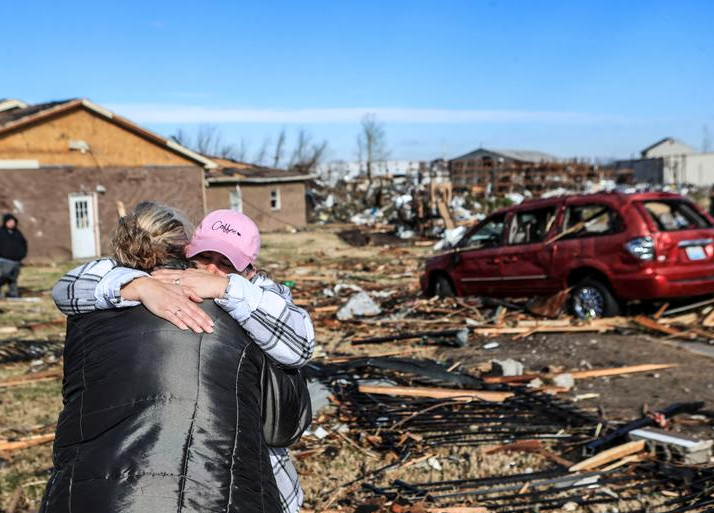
[1,226,713,512]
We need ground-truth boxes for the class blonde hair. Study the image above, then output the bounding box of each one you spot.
[110,201,193,272]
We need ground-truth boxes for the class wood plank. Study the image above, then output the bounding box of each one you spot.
[702,309,714,327]
[653,302,669,320]
[313,305,340,313]
[0,433,55,452]
[569,440,646,471]
[358,384,513,403]
[569,363,678,380]
[0,368,63,388]
[659,313,699,326]
[633,316,685,336]
[474,324,613,336]
[436,199,456,230]
[327,347,423,363]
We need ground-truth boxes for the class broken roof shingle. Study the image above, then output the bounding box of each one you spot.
[0,99,76,127]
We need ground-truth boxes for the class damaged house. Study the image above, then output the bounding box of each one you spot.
[450,147,617,196]
[205,158,311,231]
[0,98,215,260]
[0,98,313,261]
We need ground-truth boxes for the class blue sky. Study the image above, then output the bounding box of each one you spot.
[2,0,713,162]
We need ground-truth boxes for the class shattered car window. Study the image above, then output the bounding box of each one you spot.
[508,207,556,245]
[462,214,506,249]
[563,204,622,237]
[642,201,711,232]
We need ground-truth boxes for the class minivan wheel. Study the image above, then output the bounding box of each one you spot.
[432,275,455,298]
[570,279,620,319]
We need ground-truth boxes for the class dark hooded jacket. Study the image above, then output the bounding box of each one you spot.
[40,302,281,513]
[0,214,27,261]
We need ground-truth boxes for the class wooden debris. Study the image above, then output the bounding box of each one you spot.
[600,453,646,472]
[702,309,714,327]
[0,326,19,334]
[23,318,66,332]
[7,486,23,513]
[0,368,63,388]
[474,323,614,337]
[313,305,340,313]
[569,363,678,380]
[436,199,455,230]
[358,384,513,403]
[633,316,693,338]
[525,289,570,318]
[653,303,669,320]
[569,440,646,471]
[328,347,423,363]
[0,433,55,452]
[483,363,676,386]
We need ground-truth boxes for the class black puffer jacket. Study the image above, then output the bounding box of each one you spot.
[40,303,281,513]
[0,214,27,261]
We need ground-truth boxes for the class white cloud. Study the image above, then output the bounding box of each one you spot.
[106,103,627,125]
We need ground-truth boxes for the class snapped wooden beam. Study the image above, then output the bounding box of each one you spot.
[357,384,514,403]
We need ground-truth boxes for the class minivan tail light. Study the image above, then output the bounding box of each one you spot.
[625,236,655,261]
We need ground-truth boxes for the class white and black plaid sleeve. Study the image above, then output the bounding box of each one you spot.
[52,259,119,315]
[52,260,147,315]
[215,274,315,368]
[270,448,303,513]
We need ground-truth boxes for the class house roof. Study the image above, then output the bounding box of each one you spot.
[452,147,559,163]
[640,137,696,156]
[206,158,312,184]
[0,98,29,114]
[0,98,218,169]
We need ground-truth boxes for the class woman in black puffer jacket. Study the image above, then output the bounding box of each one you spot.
[40,203,280,513]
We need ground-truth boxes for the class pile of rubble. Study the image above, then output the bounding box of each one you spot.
[296,355,713,512]
[309,178,483,242]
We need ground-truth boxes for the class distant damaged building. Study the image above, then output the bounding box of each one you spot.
[449,147,617,195]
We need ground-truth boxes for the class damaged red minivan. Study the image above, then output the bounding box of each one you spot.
[420,192,714,318]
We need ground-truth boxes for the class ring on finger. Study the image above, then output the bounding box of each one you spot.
[174,278,181,286]
[173,307,182,316]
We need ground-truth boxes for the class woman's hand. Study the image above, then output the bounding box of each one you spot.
[151,269,229,299]
[121,277,215,334]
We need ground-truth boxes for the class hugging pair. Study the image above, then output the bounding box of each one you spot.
[41,202,314,513]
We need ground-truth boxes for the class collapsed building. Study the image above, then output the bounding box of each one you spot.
[449,147,623,196]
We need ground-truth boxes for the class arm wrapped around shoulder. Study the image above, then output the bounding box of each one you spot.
[261,356,312,448]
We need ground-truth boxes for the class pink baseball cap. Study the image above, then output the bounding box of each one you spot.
[185,210,261,271]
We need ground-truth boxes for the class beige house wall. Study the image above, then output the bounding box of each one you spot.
[206,182,307,231]
[0,108,196,167]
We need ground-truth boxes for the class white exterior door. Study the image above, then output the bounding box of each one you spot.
[68,194,99,259]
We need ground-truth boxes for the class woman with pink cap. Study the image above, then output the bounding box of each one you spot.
[52,204,313,513]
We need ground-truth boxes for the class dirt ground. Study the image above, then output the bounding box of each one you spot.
[447,332,714,424]
[1,225,713,511]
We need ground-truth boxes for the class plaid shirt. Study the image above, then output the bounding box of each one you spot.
[52,258,314,513]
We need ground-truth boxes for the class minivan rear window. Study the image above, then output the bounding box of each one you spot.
[641,200,711,231]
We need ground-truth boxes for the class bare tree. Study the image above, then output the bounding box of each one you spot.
[236,138,250,162]
[171,128,192,148]
[356,113,389,181]
[288,128,327,173]
[273,128,286,168]
[170,124,239,160]
[253,137,270,166]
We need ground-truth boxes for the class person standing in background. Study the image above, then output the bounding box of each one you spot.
[0,213,28,298]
